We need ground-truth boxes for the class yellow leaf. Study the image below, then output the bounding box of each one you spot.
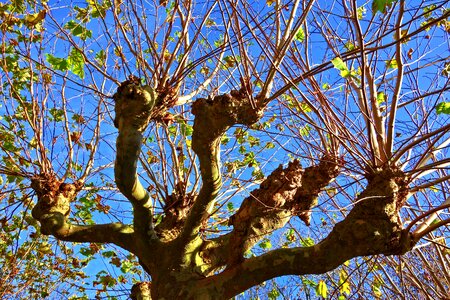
[24,10,46,27]
[316,280,328,298]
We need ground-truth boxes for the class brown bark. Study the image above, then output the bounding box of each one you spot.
[29,81,417,299]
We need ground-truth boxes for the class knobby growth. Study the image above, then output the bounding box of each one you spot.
[1,0,449,299]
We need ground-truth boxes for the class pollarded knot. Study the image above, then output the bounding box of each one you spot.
[113,81,157,131]
[131,282,152,300]
[293,155,341,225]
[30,174,80,221]
[191,93,264,149]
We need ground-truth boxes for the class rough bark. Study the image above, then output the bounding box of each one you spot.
[30,80,417,299]
[30,173,136,252]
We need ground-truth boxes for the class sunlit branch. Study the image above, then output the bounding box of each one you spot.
[60,83,75,181]
[79,95,105,184]
[413,218,450,243]
[139,156,167,203]
[267,8,450,105]
[175,92,262,265]
[351,0,385,165]
[159,2,194,86]
[387,0,405,159]
[200,172,414,298]
[405,200,450,238]
[409,174,450,193]
[112,7,152,77]
[170,3,218,91]
[414,137,450,174]
[415,247,449,295]
[113,82,157,238]
[176,35,228,105]
[1,58,51,174]
[392,123,450,164]
[398,83,450,109]
[42,219,136,251]
[128,1,158,77]
[409,158,450,179]
[259,0,316,100]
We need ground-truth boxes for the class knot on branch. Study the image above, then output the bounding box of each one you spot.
[227,160,303,264]
[155,192,196,241]
[229,159,303,226]
[254,159,304,208]
[30,174,80,234]
[191,92,264,151]
[229,155,340,228]
[113,78,158,131]
[131,281,152,300]
[226,157,340,265]
[294,154,341,225]
[333,167,412,256]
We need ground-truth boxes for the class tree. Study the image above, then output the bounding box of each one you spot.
[1,0,449,299]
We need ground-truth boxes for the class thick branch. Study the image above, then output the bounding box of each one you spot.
[38,216,135,250]
[113,79,157,237]
[30,174,136,252]
[193,168,414,298]
[176,91,263,266]
[204,156,339,269]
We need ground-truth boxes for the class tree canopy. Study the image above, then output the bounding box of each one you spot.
[1,0,449,299]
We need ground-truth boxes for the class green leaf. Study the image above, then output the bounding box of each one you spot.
[441,62,450,77]
[295,27,305,42]
[79,247,95,257]
[284,228,296,242]
[299,125,311,137]
[221,134,230,145]
[49,108,64,122]
[316,280,328,298]
[339,269,351,295]
[46,54,69,71]
[372,0,394,14]
[223,56,237,69]
[99,274,116,287]
[376,92,386,104]
[265,141,275,149]
[372,283,382,297]
[214,35,224,47]
[88,0,110,18]
[423,4,437,19]
[301,237,315,247]
[24,10,46,28]
[102,251,116,258]
[302,278,317,288]
[259,238,272,249]
[385,58,398,69]
[344,42,355,51]
[205,19,215,27]
[357,6,366,19]
[68,48,85,79]
[120,260,133,273]
[299,102,312,113]
[268,287,280,299]
[64,20,92,41]
[331,57,351,78]
[436,102,450,114]
[180,121,193,136]
[95,49,106,66]
[227,202,234,212]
